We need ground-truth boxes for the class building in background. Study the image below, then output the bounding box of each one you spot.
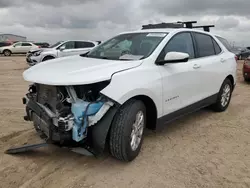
[0,33,26,43]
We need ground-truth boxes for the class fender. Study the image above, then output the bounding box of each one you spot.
[89,104,119,155]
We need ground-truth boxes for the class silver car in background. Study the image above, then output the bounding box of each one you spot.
[26,40,101,66]
[0,42,39,56]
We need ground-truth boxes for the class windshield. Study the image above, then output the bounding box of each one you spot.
[86,32,168,60]
[50,41,63,48]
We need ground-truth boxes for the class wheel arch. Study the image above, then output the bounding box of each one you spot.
[3,49,12,53]
[42,55,56,61]
[226,74,235,90]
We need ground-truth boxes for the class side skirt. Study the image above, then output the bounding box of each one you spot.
[156,93,218,129]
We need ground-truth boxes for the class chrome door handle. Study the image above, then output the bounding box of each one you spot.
[193,64,201,69]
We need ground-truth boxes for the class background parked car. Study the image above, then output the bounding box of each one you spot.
[237,47,250,60]
[0,41,12,47]
[26,40,100,66]
[243,56,250,82]
[0,41,39,56]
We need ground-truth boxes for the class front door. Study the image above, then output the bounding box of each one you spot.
[157,32,201,115]
[58,41,76,57]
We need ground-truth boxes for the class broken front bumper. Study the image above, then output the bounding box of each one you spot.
[22,94,120,155]
[23,97,72,143]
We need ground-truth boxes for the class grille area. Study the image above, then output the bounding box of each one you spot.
[37,84,59,113]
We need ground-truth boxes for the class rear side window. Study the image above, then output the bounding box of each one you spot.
[75,41,95,48]
[193,33,216,57]
[84,42,95,48]
[22,43,32,46]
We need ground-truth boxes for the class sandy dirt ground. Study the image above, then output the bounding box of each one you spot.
[0,56,250,188]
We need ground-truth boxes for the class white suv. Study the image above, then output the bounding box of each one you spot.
[22,28,237,162]
[26,40,100,66]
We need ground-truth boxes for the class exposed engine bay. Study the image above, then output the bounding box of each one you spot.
[22,81,118,154]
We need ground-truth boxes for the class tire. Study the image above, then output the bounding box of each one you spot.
[3,50,11,56]
[109,99,146,162]
[42,56,54,62]
[211,78,233,112]
[244,76,250,82]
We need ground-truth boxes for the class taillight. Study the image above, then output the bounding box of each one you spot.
[235,55,238,61]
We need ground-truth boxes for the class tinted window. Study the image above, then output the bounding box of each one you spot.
[159,32,195,60]
[212,39,221,54]
[194,33,215,57]
[22,43,32,46]
[215,36,232,51]
[84,42,95,48]
[60,41,75,49]
[75,41,95,48]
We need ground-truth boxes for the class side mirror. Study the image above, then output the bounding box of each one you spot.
[157,52,189,65]
[59,46,66,51]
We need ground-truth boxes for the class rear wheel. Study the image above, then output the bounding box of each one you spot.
[211,78,233,112]
[109,99,146,162]
[3,50,11,56]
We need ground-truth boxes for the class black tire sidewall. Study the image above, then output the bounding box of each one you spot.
[123,101,146,161]
[4,50,11,56]
[216,79,233,111]
[42,56,54,61]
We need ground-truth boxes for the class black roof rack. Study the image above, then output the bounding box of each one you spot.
[142,21,215,32]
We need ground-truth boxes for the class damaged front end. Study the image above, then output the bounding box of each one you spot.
[22,81,119,155]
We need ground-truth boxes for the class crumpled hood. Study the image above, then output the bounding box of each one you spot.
[23,55,142,85]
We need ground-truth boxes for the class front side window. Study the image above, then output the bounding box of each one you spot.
[60,41,75,49]
[86,32,168,60]
[158,32,195,61]
[13,42,21,47]
[194,33,216,57]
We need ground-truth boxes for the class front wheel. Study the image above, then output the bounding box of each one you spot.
[211,78,233,112]
[3,50,11,56]
[109,99,146,162]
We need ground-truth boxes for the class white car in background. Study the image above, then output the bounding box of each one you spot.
[26,40,101,66]
[0,42,39,56]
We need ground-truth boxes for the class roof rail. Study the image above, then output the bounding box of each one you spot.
[141,21,215,32]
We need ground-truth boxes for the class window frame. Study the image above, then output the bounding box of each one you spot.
[13,42,22,47]
[155,31,197,63]
[191,31,222,58]
[57,41,76,50]
[21,42,32,47]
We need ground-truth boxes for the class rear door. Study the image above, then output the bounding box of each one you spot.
[21,42,33,53]
[191,32,225,98]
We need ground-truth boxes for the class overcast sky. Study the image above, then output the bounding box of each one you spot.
[0,0,249,47]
